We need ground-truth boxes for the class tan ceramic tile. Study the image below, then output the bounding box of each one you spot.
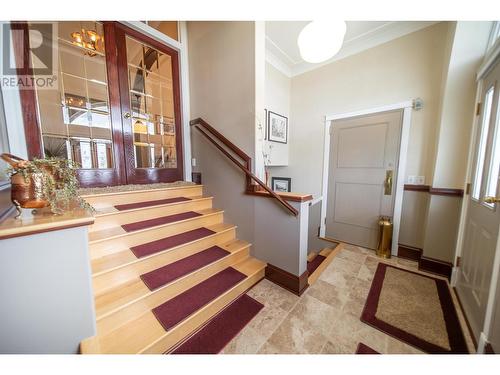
[357,263,376,281]
[247,279,300,312]
[336,248,368,264]
[319,266,357,289]
[305,279,349,309]
[288,294,343,336]
[342,298,366,318]
[221,326,267,354]
[328,256,363,274]
[257,341,281,354]
[267,314,328,354]
[320,340,356,354]
[349,278,373,302]
[247,304,288,339]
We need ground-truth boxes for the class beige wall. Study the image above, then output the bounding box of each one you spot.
[264,62,290,166]
[271,22,453,196]
[188,21,257,242]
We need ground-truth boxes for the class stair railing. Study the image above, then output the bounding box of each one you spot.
[190,118,299,216]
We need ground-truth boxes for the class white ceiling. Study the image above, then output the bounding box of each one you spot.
[265,21,438,77]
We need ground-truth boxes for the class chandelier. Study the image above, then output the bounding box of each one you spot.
[71,28,102,57]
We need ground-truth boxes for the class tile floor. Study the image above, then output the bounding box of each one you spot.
[221,244,476,354]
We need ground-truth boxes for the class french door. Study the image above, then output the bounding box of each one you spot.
[456,59,500,341]
[20,21,183,187]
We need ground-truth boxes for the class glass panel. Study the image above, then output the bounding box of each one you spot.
[32,21,114,169]
[473,86,495,200]
[486,99,500,205]
[127,36,177,169]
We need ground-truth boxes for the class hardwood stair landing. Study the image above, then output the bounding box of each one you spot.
[80,184,265,354]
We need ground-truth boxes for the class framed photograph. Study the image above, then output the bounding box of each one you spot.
[267,111,288,144]
[272,177,291,192]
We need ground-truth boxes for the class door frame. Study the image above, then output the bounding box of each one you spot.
[454,34,500,353]
[320,101,413,256]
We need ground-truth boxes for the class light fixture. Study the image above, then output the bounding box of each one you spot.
[71,28,102,57]
[298,21,347,63]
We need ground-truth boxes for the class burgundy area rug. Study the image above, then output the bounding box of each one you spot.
[141,246,230,291]
[356,343,380,354]
[121,211,202,232]
[130,227,215,258]
[307,254,326,275]
[171,294,264,354]
[114,197,191,211]
[361,263,468,354]
[152,267,246,331]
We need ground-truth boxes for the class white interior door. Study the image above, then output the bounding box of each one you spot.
[325,110,403,249]
[456,60,500,341]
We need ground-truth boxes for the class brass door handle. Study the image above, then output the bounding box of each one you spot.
[384,170,393,195]
[124,112,131,119]
[485,196,500,204]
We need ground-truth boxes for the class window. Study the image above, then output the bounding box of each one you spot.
[487,21,500,52]
[485,95,500,205]
[0,88,10,184]
[472,86,495,200]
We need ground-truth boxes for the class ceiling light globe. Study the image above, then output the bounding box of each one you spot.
[298,21,347,63]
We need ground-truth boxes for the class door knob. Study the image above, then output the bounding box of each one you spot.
[485,196,500,204]
[124,112,131,119]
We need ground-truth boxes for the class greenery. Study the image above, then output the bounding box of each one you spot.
[6,157,94,214]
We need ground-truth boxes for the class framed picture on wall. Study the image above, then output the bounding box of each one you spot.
[264,108,267,140]
[267,111,288,144]
[272,177,291,192]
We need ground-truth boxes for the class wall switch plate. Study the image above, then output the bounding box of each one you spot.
[415,176,425,185]
[191,158,196,167]
[407,176,416,184]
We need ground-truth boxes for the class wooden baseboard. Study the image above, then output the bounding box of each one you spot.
[265,263,308,296]
[398,243,452,280]
[418,256,453,280]
[397,244,423,261]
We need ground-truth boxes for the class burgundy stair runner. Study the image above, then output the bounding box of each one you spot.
[152,267,246,331]
[114,197,191,211]
[121,211,202,232]
[141,246,230,291]
[356,343,380,354]
[130,227,215,258]
[307,254,326,275]
[171,294,264,354]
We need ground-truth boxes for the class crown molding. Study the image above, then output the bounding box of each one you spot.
[265,21,439,78]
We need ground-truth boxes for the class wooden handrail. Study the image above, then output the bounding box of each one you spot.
[190,119,299,216]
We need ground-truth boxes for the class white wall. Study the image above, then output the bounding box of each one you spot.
[273,22,453,197]
[264,62,290,167]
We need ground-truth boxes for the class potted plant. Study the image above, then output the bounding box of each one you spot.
[1,153,93,216]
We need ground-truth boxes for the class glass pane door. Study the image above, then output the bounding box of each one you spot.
[117,26,183,184]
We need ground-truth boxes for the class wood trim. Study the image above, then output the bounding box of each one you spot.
[404,184,430,192]
[245,190,313,203]
[403,184,464,197]
[191,123,298,216]
[0,210,94,240]
[265,263,308,296]
[429,187,464,197]
[397,244,423,261]
[11,22,42,159]
[418,256,453,280]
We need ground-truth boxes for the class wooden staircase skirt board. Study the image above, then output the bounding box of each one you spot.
[307,243,343,285]
[89,196,213,233]
[81,257,266,354]
[89,209,224,259]
[92,224,237,296]
[96,242,251,336]
[83,185,204,210]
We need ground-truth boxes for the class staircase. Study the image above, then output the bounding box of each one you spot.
[79,184,266,354]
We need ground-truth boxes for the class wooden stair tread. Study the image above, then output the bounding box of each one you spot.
[84,257,265,354]
[89,208,222,243]
[91,223,237,275]
[81,184,204,199]
[94,239,251,318]
[91,196,211,218]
